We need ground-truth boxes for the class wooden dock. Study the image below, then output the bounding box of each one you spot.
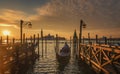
[76,44,120,74]
[0,34,39,74]
[73,20,120,74]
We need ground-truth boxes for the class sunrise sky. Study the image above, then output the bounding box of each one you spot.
[0,0,120,39]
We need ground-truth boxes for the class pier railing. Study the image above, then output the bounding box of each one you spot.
[79,44,120,74]
[0,42,39,74]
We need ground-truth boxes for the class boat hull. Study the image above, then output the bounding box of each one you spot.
[56,53,70,64]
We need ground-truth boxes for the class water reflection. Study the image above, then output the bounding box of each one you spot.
[27,41,94,74]
[57,56,70,72]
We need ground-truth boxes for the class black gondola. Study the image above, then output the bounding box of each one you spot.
[56,42,71,64]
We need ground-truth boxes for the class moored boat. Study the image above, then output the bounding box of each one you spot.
[56,42,71,64]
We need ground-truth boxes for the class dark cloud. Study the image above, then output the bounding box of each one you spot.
[0,0,120,38]
[32,0,120,31]
[0,0,51,14]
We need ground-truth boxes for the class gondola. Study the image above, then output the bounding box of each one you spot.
[56,42,71,64]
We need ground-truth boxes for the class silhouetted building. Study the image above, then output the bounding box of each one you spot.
[44,34,54,40]
[40,34,66,40]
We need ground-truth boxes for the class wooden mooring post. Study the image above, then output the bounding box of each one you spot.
[96,34,98,44]
[70,36,71,48]
[45,38,47,55]
[55,34,59,53]
[79,19,86,59]
[0,36,2,44]
[33,34,36,58]
[104,37,107,45]
[23,33,25,43]
[54,38,56,48]
[33,34,36,44]
[37,34,40,57]
[88,33,91,44]
[41,29,44,57]
[78,33,80,58]
[6,35,9,44]
[88,33,92,66]
[56,34,58,48]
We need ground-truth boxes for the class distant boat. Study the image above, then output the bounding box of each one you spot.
[56,42,71,64]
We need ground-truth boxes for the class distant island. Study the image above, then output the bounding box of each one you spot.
[40,34,66,40]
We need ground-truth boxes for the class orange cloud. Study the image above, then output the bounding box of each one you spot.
[0,9,29,23]
[0,23,19,30]
[0,0,119,38]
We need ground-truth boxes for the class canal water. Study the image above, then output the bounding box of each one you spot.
[26,40,95,74]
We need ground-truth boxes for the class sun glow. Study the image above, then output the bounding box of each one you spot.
[3,30,10,36]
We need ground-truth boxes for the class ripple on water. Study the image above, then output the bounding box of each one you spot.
[27,43,94,74]
[27,54,83,74]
